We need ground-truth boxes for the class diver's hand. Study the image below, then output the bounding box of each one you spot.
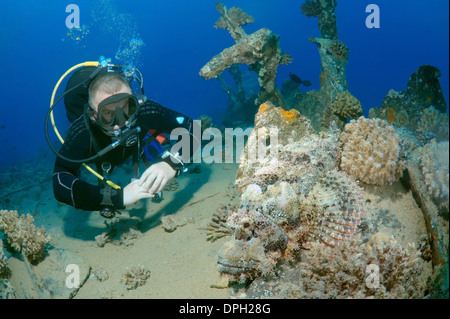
[123,179,155,206]
[138,161,176,195]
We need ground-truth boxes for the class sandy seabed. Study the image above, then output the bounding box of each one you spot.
[2,157,430,299]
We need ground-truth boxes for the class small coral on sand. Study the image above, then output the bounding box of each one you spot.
[0,210,51,263]
[123,265,151,290]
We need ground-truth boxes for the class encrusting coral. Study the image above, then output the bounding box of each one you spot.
[0,210,51,263]
[340,117,403,185]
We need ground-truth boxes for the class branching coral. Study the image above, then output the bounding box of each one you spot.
[332,90,362,119]
[340,117,403,185]
[0,210,51,263]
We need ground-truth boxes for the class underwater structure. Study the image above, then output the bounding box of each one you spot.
[200,2,293,114]
[216,65,259,126]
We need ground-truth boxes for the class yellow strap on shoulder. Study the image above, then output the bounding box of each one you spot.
[50,61,121,190]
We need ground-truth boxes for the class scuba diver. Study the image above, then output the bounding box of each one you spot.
[49,59,195,218]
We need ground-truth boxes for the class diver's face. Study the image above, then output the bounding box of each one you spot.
[92,85,132,133]
[99,98,130,125]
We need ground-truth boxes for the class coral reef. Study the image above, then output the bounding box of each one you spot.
[122,265,151,290]
[217,104,366,282]
[301,0,338,40]
[200,2,292,108]
[220,165,365,283]
[0,210,51,263]
[241,237,429,299]
[339,117,403,185]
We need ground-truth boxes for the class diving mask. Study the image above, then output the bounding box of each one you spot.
[88,93,139,132]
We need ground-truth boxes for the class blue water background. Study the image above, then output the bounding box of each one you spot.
[0,0,448,170]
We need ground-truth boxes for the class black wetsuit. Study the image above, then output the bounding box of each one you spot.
[53,99,194,211]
